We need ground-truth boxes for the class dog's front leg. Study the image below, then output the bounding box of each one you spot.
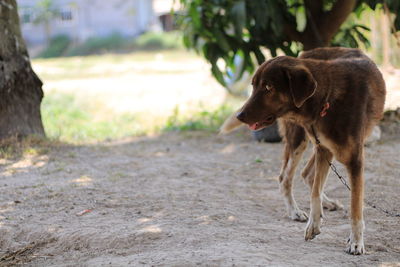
[302,153,343,211]
[345,149,365,255]
[304,145,332,240]
[279,139,308,222]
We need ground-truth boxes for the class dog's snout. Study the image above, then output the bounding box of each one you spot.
[236,111,246,122]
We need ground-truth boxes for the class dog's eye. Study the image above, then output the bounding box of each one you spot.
[265,84,273,92]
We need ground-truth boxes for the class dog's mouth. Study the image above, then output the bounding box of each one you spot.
[248,115,276,131]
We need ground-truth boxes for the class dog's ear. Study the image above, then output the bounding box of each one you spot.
[285,66,317,108]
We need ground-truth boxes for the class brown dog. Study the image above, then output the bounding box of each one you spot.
[221,47,386,254]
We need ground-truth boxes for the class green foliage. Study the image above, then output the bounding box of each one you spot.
[164,105,234,132]
[177,0,400,89]
[36,0,54,10]
[65,33,128,56]
[37,35,71,58]
[60,32,183,57]
[362,0,400,29]
[134,31,183,50]
[41,92,143,143]
[333,26,370,48]
[32,0,60,25]
[41,92,233,142]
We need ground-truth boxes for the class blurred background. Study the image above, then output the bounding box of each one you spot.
[13,0,400,143]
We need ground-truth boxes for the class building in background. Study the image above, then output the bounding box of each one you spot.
[17,0,154,46]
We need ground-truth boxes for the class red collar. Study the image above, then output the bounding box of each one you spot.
[320,102,330,117]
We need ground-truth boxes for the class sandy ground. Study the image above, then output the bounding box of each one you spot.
[0,130,399,266]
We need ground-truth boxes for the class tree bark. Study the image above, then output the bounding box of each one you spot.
[301,0,357,50]
[0,0,45,139]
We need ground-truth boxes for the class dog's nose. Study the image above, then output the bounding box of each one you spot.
[236,111,246,122]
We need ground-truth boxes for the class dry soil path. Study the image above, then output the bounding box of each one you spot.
[0,131,399,266]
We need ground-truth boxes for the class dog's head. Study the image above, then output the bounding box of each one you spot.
[237,56,317,130]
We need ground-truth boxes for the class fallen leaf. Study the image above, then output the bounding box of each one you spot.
[76,209,92,216]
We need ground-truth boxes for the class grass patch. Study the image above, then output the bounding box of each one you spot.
[134,31,183,50]
[40,92,236,143]
[65,33,129,57]
[32,50,198,81]
[32,50,238,143]
[37,35,71,58]
[163,105,235,132]
[0,135,54,159]
[41,92,145,143]
[35,32,185,58]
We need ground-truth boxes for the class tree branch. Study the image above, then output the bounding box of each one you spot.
[320,0,357,42]
[301,0,325,49]
[283,24,301,42]
[304,0,323,21]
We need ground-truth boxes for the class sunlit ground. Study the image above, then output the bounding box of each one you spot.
[31,50,400,143]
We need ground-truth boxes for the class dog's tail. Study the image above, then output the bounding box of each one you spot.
[219,111,243,134]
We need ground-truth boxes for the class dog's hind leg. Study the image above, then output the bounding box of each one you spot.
[301,154,343,211]
[344,146,365,255]
[304,145,332,241]
[278,122,308,222]
[322,190,343,211]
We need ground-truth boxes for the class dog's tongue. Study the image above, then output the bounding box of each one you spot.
[249,123,258,130]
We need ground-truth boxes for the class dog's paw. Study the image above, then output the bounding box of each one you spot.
[322,198,343,211]
[345,236,365,255]
[304,218,321,241]
[345,226,365,255]
[290,209,308,222]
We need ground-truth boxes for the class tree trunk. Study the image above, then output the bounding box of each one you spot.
[0,0,45,139]
[301,0,357,50]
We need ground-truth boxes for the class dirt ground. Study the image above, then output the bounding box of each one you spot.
[0,129,399,266]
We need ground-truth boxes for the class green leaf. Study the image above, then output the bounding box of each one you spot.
[248,1,269,29]
[252,46,266,65]
[189,3,201,29]
[354,27,371,48]
[268,1,284,35]
[233,50,250,82]
[354,24,370,31]
[231,0,246,38]
[270,47,277,57]
[348,33,359,48]
[395,13,400,31]
[362,0,380,10]
[353,4,366,19]
[211,64,226,86]
[177,0,393,93]
[212,28,231,52]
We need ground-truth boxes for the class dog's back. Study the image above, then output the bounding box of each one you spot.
[298,47,385,137]
[300,47,366,60]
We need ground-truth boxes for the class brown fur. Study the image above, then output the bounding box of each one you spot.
[224,47,386,255]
